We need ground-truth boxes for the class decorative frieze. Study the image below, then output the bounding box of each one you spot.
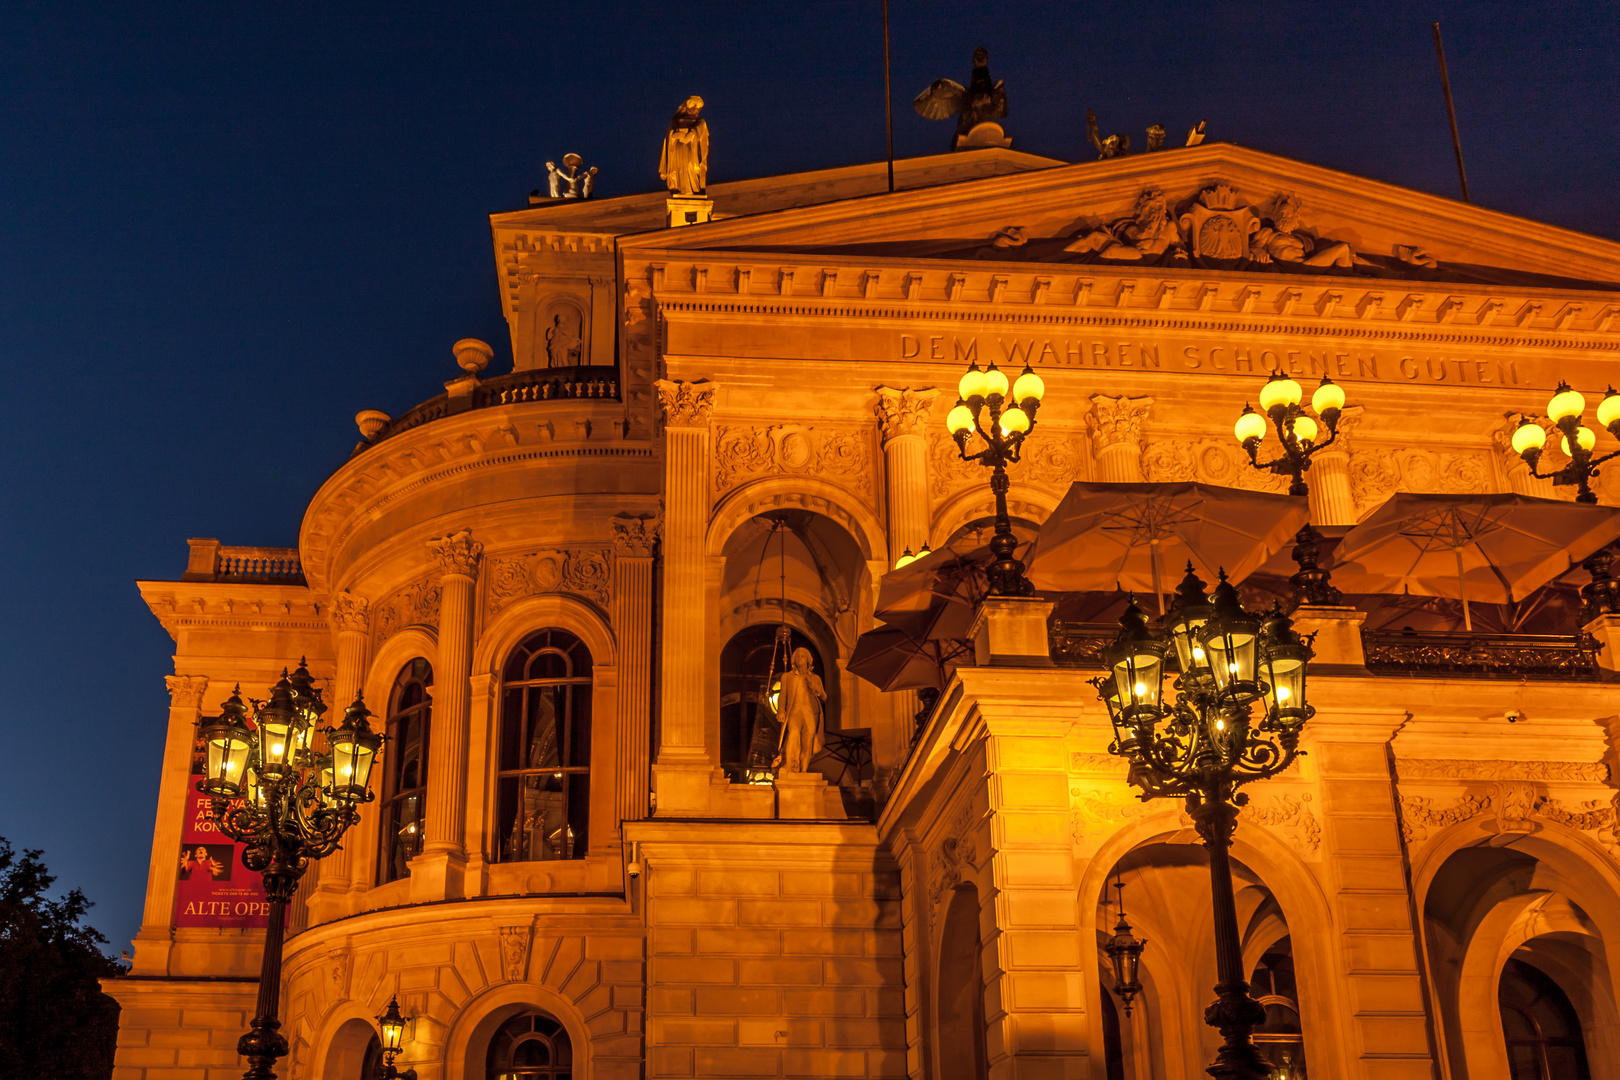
[486,548,612,613]
[1243,793,1322,854]
[1141,438,1288,492]
[929,431,1078,504]
[374,577,442,647]
[655,378,717,428]
[713,424,874,496]
[1400,786,1620,852]
[1399,758,1609,783]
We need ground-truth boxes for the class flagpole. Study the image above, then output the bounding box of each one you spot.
[882,0,894,193]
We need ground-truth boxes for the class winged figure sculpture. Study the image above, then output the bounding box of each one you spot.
[913,46,1008,141]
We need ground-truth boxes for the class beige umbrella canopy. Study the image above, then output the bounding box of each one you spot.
[1025,482,1310,610]
[1330,492,1620,631]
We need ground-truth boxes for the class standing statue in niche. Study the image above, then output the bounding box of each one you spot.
[659,95,710,196]
[545,313,582,367]
[773,647,826,775]
[913,47,1009,145]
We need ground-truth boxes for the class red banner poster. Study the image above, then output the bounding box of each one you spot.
[173,732,273,929]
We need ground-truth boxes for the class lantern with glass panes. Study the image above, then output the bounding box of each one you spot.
[1233,372,1348,496]
[1091,567,1314,1080]
[1511,382,1620,504]
[1104,874,1146,1017]
[373,995,417,1080]
[194,659,382,1080]
[944,359,1046,595]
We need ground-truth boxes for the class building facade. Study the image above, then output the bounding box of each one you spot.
[109,141,1620,1080]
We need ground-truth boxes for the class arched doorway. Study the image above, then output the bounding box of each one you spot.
[1501,957,1592,1080]
[486,1009,573,1080]
[938,883,989,1080]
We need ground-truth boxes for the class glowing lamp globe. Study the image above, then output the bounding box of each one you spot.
[999,406,1031,435]
[1012,365,1045,405]
[1105,601,1168,720]
[983,363,1010,398]
[1234,405,1267,444]
[958,364,989,401]
[893,549,918,570]
[1258,373,1302,412]
[1311,376,1346,415]
[1598,388,1620,429]
[1561,426,1597,456]
[946,402,974,435]
[1290,415,1319,444]
[1511,419,1547,455]
[1200,574,1262,699]
[1548,383,1585,424]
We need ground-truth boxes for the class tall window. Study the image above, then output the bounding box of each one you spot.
[496,629,591,862]
[378,659,432,883]
[1500,958,1592,1080]
[487,1011,572,1080]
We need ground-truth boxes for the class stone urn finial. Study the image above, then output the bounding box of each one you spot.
[355,410,391,440]
[453,338,494,375]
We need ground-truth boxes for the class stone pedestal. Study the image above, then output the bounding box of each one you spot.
[775,772,844,820]
[666,196,714,228]
[1583,613,1620,674]
[1292,605,1368,666]
[970,597,1056,667]
[956,122,1011,150]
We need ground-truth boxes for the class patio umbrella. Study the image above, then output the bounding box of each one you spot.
[1025,482,1310,612]
[874,541,1010,642]
[847,627,973,692]
[1330,492,1620,631]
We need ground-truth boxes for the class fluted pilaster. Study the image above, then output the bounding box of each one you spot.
[612,514,660,824]
[414,530,479,899]
[131,675,207,973]
[875,386,937,563]
[309,592,370,922]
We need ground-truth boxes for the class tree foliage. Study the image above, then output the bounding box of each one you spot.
[0,838,124,1080]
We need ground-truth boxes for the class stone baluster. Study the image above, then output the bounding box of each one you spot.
[653,379,719,816]
[1493,415,1556,497]
[308,592,370,924]
[415,529,481,901]
[1087,395,1153,482]
[130,675,208,974]
[1307,405,1363,526]
[612,513,661,825]
[875,386,938,563]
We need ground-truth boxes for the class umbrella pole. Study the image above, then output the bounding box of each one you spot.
[1150,538,1166,616]
[1454,546,1472,632]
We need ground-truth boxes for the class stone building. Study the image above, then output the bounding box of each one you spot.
[108,139,1620,1080]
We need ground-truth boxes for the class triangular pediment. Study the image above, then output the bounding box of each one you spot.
[621,143,1620,290]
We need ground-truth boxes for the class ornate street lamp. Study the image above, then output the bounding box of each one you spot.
[1093,568,1315,1080]
[374,996,417,1080]
[1233,372,1347,497]
[945,360,1046,595]
[197,661,382,1080]
[1104,873,1146,1017]
[1511,382,1620,503]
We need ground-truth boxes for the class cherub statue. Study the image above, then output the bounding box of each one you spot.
[659,96,709,196]
[913,47,1009,145]
[1086,110,1130,159]
[545,153,598,199]
[1253,194,1365,268]
[1064,188,1182,262]
[773,647,825,775]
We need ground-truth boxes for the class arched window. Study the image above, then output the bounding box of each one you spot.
[486,1011,572,1080]
[496,629,592,862]
[378,659,432,883]
[1251,937,1307,1079]
[1500,957,1592,1080]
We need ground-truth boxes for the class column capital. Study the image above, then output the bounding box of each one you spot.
[1086,394,1154,450]
[873,386,939,442]
[655,379,718,428]
[428,529,483,579]
[612,513,662,558]
[328,589,371,635]
[165,675,208,711]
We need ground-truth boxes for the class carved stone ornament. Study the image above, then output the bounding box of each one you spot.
[874,386,939,442]
[374,578,442,647]
[1242,794,1322,854]
[428,529,483,579]
[1400,789,1620,852]
[497,924,533,982]
[1399,758,1610,783]
[1087,394,1154,451]
[927,835,978,917]
[1070,752,1125,775]
[1142,438,1287,493]
[165,675,209,711]
[713,424,874,496]
[1348,446,1490,517]
[1070,787,1152,843]
[329,590,371,635]
[486,548,612,614]
[1177,184,1260,261]
[654,379,718,428]
[930,431,1078,504]
[611,513,662,558]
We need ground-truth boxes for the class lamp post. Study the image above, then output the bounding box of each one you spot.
[1233,372,1347,497]
[1511,382,1620,503]
[1094,568,1314,1080]
[374,996,417,1080]
[945,360,1046,595]
[196,661,382,1080]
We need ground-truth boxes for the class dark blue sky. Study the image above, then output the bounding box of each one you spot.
[1,1,1615,955]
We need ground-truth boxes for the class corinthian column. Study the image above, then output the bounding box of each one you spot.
[415,529,481,901]
[131,675,207,974]
[309,592,369,923]
[612,514,660,825]
[654,379,718,816]
[1307,405,1362,526]
[875,386,938,563]
[1087,395,1153,482]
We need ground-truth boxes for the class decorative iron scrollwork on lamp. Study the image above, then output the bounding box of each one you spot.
[1512,382,1620,503]
[1234,372,1348,497]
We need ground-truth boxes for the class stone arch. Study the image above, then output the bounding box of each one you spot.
[443,981,592,1080]
[473,591,618,677]
[706,476,884,563]
[929,484,1060,551]
[1076,807,1352,1076]
[312,1009,379,1080]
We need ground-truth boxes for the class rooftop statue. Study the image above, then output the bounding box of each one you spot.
[545,153,598,199]
[913,46,1009,145]
[659,95,710,196]
[1086,110,1130,159]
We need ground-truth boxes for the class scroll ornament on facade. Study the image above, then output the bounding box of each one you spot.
[428,529,484,579]
[611,513,662,558]
[329,590,371,635]
[1087,394,1154,450]
[165,675,209,711]
[873,386,939,442]
[654,378,718,428]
